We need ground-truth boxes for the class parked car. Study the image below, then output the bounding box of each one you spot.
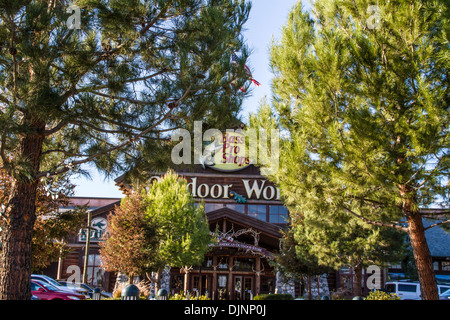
[385,281,450,300]
[439,288,450,300]
[31,280,86,300]
[31,274,89,298]
[59,281,112,299]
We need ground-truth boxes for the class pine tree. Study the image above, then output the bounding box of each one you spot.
[1,167,86,272]
[249,1,449,300]
[0,0,251,299]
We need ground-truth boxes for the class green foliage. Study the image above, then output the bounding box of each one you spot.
[253,294,294,300]
[169,293,211,300]
[144,170,212,268]
[0,0,252,180]
[100,191,161,277]
[101,170,211,276]
[248,0,449,296]
[364,291,400,301]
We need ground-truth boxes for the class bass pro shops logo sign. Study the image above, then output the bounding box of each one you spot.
[200,131,250,172]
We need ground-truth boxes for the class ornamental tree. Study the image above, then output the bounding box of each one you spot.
[0,0,251,299]
[101,170,211,290]
[249,0,449,300]
[99,191,161,281]
[144,170,211,270]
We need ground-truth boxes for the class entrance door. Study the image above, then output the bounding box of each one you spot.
[234,276,254,300]
[234,276,242,300]
[243,277,254,300]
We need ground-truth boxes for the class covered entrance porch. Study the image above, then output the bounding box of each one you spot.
[170,207,282,300]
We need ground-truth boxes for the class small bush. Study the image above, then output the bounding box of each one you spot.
[169,293,210,300]
[253,294,294,300]
[364,290,400,300]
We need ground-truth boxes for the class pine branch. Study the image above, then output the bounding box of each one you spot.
[419,208,450,216]
[36,82,193,179]
[424,219,450,231]
[341,205,409,232]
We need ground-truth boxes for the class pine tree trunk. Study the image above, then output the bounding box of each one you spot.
[307,275,312,300]
[0,123,44,300]
[353,264,363,297]
[407,213,438,300]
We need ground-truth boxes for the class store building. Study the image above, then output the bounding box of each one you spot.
[45,159,293,299]
[116,164,288,299]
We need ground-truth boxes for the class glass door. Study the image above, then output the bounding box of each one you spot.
[243,276,254,300]
[234,276,242,300]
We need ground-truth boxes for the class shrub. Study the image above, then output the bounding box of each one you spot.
[253,294,294,300]
[169,293,210,300]
[364,290,400,300]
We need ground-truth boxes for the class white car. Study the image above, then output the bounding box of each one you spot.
[31,274,90,298]
[385,281,450,300]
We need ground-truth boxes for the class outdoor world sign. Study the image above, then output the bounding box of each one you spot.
[149,175,281,201]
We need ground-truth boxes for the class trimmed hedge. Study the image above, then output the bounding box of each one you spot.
[253,294,294,300]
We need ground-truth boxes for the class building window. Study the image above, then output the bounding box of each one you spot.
[224,203,246,213]
[204,203,224,212]
[269,205,289,224]
[234,258,255,271]
[218,257,228,269]
[248,205,267,221]
[83,254,105,287]
[442,262,450,272]
[434,261,440,271]
[202,257,213,269]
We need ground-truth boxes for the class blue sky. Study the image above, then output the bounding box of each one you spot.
[72,0,304,198]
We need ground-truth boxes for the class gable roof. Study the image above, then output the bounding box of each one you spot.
[424,218,450,258]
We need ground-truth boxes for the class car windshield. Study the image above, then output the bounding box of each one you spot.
[43,277,62,287]
[33,275,62,287]
[441,289,450,297]
[385,284,396,293]
[35,281,59,291]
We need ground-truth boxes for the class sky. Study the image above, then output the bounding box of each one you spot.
[72,0,306,198]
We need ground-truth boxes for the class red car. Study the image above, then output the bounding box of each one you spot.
[31,280,86,300]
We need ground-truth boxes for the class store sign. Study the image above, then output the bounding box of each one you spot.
[149,176,281,201]
[208,231,272,258]
[203,131,251,172]
[79,217,108,242]
[171,121,280,175]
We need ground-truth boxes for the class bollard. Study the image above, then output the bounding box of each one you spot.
[121,284,140,300]
[92,287,101,300]
[157,288,168,300]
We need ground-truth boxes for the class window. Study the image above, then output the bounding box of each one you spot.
[269,206,289,224]
[83,254,105,287]
[398,284,417,293]
[204,203,223,212]
[218,256,228,269]
[442,262,450,271]
[31,282,41,291]
[248,205,267,221]
[234,258,255,271]
[224,203,246,213]
[202,257,213,269]
[385,284,396,293]
[434,261,439,271]
[439,286,450,294]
